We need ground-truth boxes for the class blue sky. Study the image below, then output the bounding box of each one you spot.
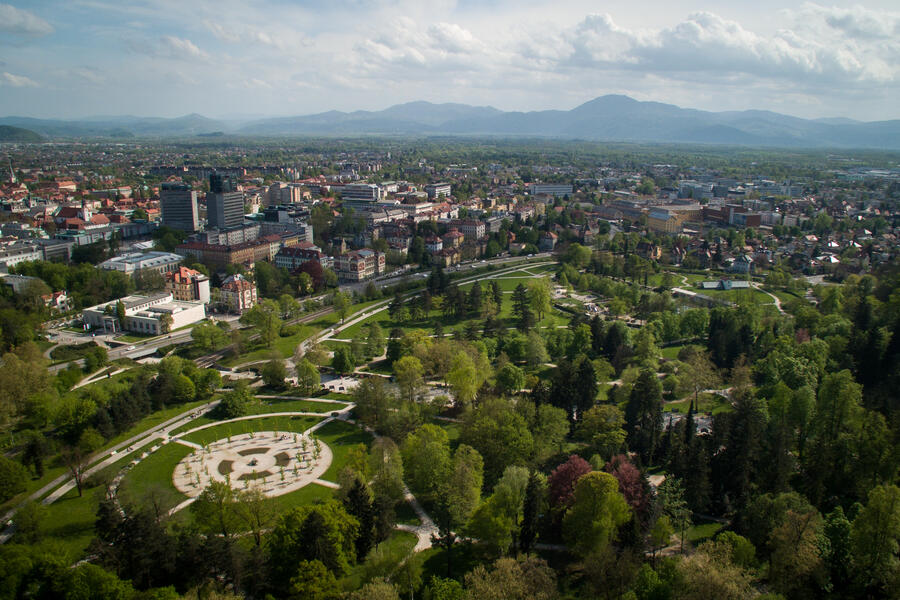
[0,0,898,120]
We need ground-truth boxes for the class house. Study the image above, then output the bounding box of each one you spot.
[538,232,558,251]
[220,274,257,314]
[730,254,754,274]
[441,229,465,248]
[335,249,385,282]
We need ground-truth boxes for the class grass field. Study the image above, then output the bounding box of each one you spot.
[117,441,193,511]
[179,415,324,446]
[314,420,374,483]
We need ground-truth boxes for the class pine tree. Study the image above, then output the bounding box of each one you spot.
[343,479,375,561]
[520,470,542,554]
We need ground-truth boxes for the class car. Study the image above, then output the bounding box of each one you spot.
[128,346,135,350]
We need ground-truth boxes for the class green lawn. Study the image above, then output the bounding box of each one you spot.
[314,420,374,483]
[684,520,724,544]
[664,392,732,415]
[179,415,324,447]
[660,344,687,360]
[117,441,193,511]
[31,485,104,559]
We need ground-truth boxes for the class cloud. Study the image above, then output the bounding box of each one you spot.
[1,71,38,87]
[160,35,208,60]
[0,3,54,37]
[130,35,209,61]
[514,9,900,88]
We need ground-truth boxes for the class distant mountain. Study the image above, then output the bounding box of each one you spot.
[3,97,899,149]
[0,113,225,138]
[0,125,42,142]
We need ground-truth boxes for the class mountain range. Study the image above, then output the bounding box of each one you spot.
[2,95,899,149]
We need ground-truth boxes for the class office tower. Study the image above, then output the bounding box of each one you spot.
[207,173,244,230]
[160,182,199,232]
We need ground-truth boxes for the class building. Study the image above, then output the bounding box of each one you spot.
[424,182,452,199]
[538,231,558,251]
[449,219,486,241]
[165,266,210,303]
[207,173,245,230]
[335,249,385,282]
[176,235,285,268]
[220,273,257,314]
[82,292,206,335]
[528,184,573,197]
[0,243,44,268]
[339,183,383,210]
[99,251,182,276]
[274,243,330,270]
[160,182,199,232]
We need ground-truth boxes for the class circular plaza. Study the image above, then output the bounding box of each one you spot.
[172,430,333,498]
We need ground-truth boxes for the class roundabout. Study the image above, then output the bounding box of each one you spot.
[172,430,333,498]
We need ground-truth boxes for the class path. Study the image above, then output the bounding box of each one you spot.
[751,282,785,314]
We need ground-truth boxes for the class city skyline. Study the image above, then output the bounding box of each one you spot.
[1,0,898,121]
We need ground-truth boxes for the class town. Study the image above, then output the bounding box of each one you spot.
[0,136,897,600]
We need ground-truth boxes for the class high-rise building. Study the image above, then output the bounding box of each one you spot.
[207,173,244,230]
[160,182,199,232]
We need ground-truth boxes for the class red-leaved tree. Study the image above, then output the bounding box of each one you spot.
[604,454,649,521]
[548,455,592,510]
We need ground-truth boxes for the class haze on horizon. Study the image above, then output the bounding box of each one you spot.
[1,0,898,122]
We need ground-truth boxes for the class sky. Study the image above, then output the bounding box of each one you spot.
[0,0,898,121]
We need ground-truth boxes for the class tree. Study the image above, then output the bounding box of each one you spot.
[393,355,424,404]
[191,321,228,352]
[676,349,719,413]
[576,405,626,460]
[657,477,691,553]
[332,346,356,375]
[625,369,663,463]
[268,501,360,587]
[295,358,320,396]
[218,381,252,419]
[768,509,825,598]
[851,484,900,591]
[240,300,282,347]
[115,300,126,328]
[288,560,341,600]
[158,312,174,334]
[547,455,593,511]
[675,541,754,600]
[462,556,557,600]
[401,424,451,502]
[0,455,28,502]
[562,471,631,557]
[191,481,240,539]
[460,397,533,484]
[527,279,551,322]
[61,428,103,497]
[604,454,649,521]
[519,470,544,554]
[261,357,288,389]
[525,331,549,367]
[446,351,478,408]
[332,291,351,324]
[444,444,483,529]
[495,363,525,395]
[343,478,376,561]
[233,487,276,548]
[467,465,529,556]
[12,500,47,544]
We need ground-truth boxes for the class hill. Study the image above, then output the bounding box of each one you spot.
[0,125,43,142]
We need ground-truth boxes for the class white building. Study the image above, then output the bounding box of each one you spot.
[82,292,206,335]
[99,251,183,276]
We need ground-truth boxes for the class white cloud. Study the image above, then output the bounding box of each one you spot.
[0,4,54,37]
[1,71,38,87]
[160,35,208,60]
